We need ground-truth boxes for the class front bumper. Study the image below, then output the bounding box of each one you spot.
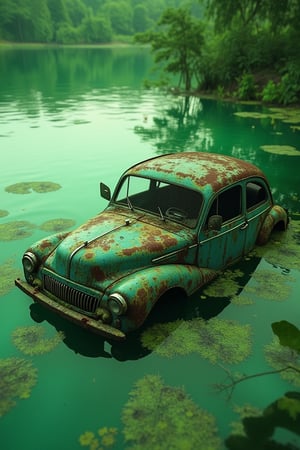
[15,278,126,341]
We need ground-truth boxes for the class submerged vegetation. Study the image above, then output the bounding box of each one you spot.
[5,181,61,194]
[0,357,38,417]
[12,325,65,356]
[122,374,222,449]
[141,317,252,364]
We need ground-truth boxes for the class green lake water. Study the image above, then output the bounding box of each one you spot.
[0,46,300,450]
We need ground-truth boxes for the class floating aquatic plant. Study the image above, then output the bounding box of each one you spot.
[242,268,293,302]
[230,293,254,306]
[0,220,36,241]
[230,404,262,436]
[40,218,76,232]
[122,374,222,450]
[79,427,118,449]
[141,318,252,364]
[254,219,300,270]
[234,108,300,125]
[0,258,22,296]
[264,337,300,387]
[5,181,61,194]
[0,357,38,417]
[202,269,244,298]
[260,144,300,156]
[12,325,65,356]
[0,209,9,218]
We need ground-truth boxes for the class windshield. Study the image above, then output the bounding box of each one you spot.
[114,175,203,228]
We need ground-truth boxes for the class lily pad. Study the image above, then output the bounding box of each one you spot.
[234,112,270,119]
[0,210,9,218]
[40,218,76,232]
[5,181,61,194]
[260,145,300,156]
[0,220,36,241]
[0,357,38,417]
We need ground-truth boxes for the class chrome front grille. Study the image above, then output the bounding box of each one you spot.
[43,274,100,314]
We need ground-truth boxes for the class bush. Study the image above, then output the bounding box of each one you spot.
[235,73,257,100]
[261,80,280,103]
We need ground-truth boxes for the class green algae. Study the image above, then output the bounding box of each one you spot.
[5,181,61,194]
[230,293,254,306]
[122,374,222,450]
[202,269,244,298]
[0,357,38,417]
[0,209,9,218]
[253,219,300,270]
[0,220,36,241]
[12,325,65,356]
[260,144,300,156]
[40,218,76,232]
[230,404,262,436]
[79,427,118,449]
[264,337,300,387]
[141,318,252,364]
[0,258,22,296]
[242,268,294,302]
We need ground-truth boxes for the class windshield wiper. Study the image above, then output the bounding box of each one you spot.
[127,196,133,211]
[157,206,165,221]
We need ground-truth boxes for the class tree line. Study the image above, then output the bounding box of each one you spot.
[135,0,300,104]
[1,0,299,104]
[0,0,188,44]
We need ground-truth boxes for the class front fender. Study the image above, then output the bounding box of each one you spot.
[256,205,288,245]
[106,264,218,332]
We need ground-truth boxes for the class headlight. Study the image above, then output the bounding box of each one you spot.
[108,293,127,315]
[22,252,38,273]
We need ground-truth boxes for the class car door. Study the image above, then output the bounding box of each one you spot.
[244,178,271,254]
[197,184,248,270]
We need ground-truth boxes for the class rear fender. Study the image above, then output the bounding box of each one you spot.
[256,205,288,245]
[106,264,218,332]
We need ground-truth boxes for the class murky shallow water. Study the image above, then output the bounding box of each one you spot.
[0,47,300,450]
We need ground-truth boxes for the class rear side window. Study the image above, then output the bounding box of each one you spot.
[246,181,268,210]
[207,185,242,223]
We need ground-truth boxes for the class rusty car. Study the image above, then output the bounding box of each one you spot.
[15,152,288,340]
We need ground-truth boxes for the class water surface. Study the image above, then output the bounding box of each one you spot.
[1,46,300,450]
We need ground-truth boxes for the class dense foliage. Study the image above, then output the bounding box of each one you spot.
[0,0,187,43]
[0,0,299,103]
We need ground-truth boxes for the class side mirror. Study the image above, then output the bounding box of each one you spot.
[100,182,111,201]
[207,214,222,231]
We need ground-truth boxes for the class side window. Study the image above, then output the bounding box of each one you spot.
[246,181,267,210]
[207,185,242,224]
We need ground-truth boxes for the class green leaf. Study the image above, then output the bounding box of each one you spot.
[272,321,300,353]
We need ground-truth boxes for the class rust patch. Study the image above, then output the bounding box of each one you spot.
[91,266,105,282]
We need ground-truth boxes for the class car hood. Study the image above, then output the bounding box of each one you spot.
[44,208,195,290]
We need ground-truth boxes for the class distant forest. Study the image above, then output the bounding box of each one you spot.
[1,0,299,104]
[0,0,202,43]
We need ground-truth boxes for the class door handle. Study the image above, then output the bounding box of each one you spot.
[240,221,249,230]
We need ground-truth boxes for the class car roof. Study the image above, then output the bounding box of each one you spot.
[125,152,267,195]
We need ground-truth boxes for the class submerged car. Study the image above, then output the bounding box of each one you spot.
[15,152,288,340]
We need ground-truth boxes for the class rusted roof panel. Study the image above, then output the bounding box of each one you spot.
[126,152,266,194]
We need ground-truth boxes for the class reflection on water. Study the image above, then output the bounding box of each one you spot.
[0,46,300,450]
